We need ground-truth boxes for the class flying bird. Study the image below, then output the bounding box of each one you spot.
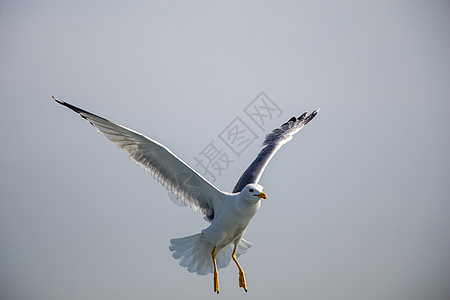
[53,96,319,293]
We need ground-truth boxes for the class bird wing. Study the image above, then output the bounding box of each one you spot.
[54,97,224,220]
[232,110,319,193]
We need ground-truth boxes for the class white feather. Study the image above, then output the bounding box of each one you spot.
[170,233,252,275]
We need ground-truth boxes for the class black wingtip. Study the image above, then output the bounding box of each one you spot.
[53,96,84,115]
[304,108,320,124]
[52,96,64,105]
[297,112,307,121]
[280,109,320,127]
[282,116,297,126]
[53,96,110,123]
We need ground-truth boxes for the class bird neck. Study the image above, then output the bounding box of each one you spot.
[235,195,261,215]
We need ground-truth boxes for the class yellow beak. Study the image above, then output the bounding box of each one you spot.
[255,192,267,199]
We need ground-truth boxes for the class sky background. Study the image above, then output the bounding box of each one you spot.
[1,1,449,299]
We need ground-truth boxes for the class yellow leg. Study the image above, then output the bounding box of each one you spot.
[232,247,248,292]
[211,247,219,294]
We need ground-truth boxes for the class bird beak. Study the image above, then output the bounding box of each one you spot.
[255,192,267,199]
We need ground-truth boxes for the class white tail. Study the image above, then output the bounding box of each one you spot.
[169,233,252,275]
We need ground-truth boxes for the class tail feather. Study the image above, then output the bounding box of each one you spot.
[169,233,253,275]
[236,238,252,256]
[171,243,195,259]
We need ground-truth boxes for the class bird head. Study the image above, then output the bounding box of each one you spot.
[241,183,267,203]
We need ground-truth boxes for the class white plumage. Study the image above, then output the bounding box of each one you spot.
[53,96,318,293]
[170,232,252,275]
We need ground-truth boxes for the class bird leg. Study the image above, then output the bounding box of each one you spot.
[232,247,248,292]
[211,246,219,294]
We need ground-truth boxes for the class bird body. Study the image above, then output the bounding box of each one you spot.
[201,184,262,249]
[53,96,318,293]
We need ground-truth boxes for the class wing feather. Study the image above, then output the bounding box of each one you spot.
[53,97,224,220]
[232,109,319,192]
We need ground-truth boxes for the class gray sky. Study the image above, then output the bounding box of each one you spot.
[1,1,449,299]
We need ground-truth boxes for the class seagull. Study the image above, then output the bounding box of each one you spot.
[53,96,319,293]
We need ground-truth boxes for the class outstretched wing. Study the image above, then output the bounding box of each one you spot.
[232,110,319,193]
[54,97,224,220]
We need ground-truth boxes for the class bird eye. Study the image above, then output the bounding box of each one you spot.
[249,189,254,193]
